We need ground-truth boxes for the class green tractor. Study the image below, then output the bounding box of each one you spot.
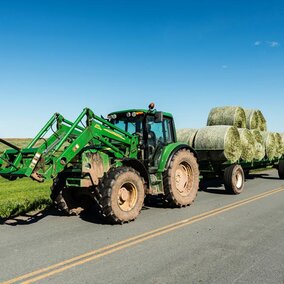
[0,103,199,223]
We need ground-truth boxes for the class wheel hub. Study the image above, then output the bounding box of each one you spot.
[175,163,193,196]
[119,187,130,202]
[235,171,243,189]
[117,182,138,212]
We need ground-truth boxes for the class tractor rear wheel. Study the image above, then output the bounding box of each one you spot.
[278,160,284,179]
[163,149,199,207]
[50,176,84,216]
[98,167,145,224]
[223,164,244,194]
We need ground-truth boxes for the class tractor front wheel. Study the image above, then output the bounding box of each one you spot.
[98,167,145,224]
[163,149,199,207]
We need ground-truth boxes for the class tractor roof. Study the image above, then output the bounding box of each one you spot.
[108,109,173,118]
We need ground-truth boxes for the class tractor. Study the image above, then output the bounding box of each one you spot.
[0,103,199,223]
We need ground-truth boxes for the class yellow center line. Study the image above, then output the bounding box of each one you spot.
[2,186,284,284]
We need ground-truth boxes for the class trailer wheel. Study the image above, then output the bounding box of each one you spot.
[278,160,284,179]
[98,167,145,224]
[50,176,84,216]
[224,164,244,194]
[163,149,199,207]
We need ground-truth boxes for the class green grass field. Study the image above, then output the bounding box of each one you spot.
[0,139,52,219]
[0,177,52,219]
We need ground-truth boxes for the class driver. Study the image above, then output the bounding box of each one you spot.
[146,124,156,147]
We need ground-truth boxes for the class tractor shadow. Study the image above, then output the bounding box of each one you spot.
[0,206,61,226]
[245,173,280,180]
[1,202,151,226]
[199,178,229,195]
[143,196,168,209]
[1,206,108,226]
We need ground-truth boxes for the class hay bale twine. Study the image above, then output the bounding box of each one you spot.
[238,128,255,162]
[176,128,198,147]
[257,110,267,131]
[244,109,259,129]
[261,132,276,160]
[251,130,265,161]
[274,133,283,159]
[194,125,241,163]
[207,106,246,128]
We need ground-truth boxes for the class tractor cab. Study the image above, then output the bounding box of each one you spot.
[108,103,177,163]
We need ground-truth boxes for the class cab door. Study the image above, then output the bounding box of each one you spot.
[145,115,175,164]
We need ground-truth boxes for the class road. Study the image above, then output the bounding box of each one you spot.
[1,169,284,284]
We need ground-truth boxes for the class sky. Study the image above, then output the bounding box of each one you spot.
[0,0,284,137]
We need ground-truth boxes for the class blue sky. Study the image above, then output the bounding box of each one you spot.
[0,0,284,137]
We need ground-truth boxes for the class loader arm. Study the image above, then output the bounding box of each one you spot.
[0,108,138,182]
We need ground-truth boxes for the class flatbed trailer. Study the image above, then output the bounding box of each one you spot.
[196,149,284,194]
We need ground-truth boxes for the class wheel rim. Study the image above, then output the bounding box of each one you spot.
[175,162,193,196]
[235,170,243,189]
[117,182,138,212]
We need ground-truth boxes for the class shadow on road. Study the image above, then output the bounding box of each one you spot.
[246,173,281,181]
[199,178,229,195]
[0,207,62,226]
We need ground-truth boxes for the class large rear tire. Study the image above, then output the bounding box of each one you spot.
[163,149,199,207]
[224,164,244,194]
[98,167,145,224]
[278,160,284,179]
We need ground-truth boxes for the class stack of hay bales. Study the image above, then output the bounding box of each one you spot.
[177,105,282,163]
[176,128,198,147]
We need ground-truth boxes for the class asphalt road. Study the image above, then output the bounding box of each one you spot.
[1,169,284,284]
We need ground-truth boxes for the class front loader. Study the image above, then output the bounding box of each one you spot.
[0,104,199,223]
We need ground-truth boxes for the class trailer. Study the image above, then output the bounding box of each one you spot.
[197,149,284,194]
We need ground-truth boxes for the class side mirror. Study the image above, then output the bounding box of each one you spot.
[154,112,163,123]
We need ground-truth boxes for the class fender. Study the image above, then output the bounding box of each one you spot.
[122,158,150,187]
[158,142,198,172]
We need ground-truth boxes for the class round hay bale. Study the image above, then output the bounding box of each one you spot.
[261,132,276,160]
[244,109,258,129]
[176,128,198,147]
[207,106,246,128]
[238,128,255,162]
[251,130,265,161]
[274,132,283,159]
[257,110,267,131]
[194,126,241,163]
[280,133,284,155]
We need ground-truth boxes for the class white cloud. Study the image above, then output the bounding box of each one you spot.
[254,40,280,48]
[267,41,279,47]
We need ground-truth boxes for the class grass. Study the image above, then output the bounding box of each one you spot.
[0,139,58,219]
[0,177,52,219]
[0,138,32,153]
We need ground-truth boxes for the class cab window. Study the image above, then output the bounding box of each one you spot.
[146,116,174,145]
[112,117,143,134]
